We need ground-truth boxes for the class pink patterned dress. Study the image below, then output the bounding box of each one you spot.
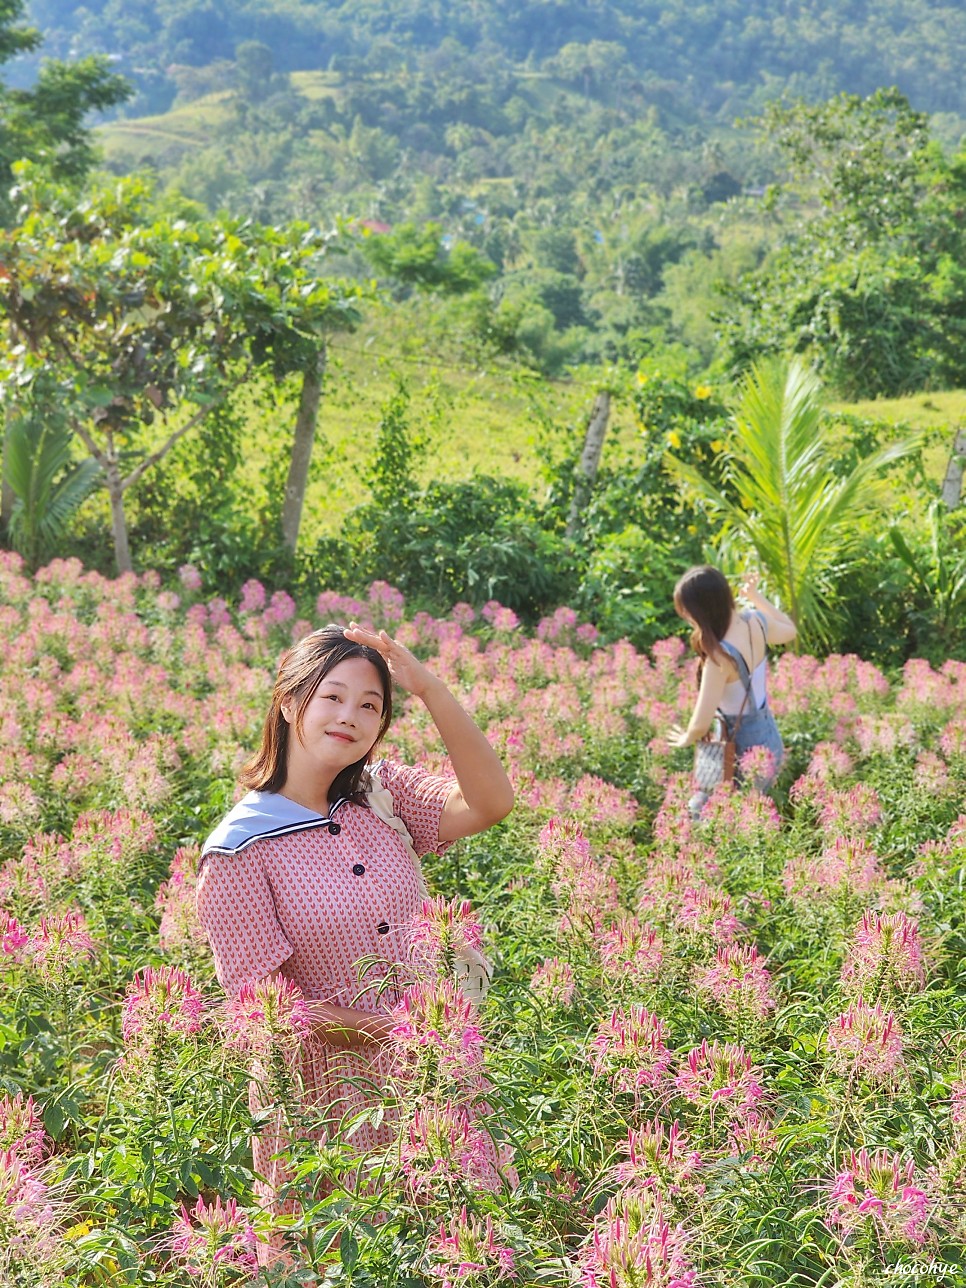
[196,759,454,1254]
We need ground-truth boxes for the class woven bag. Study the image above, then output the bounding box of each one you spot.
[692,623,754,793]
[366,769,492,1005]
[693,717,737,791]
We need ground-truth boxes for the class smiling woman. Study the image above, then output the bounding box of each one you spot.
[195,622,513,1265]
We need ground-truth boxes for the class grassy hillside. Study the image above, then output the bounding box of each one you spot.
[143,307,962,550]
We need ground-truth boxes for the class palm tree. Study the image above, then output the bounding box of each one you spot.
[3,409,100,570]
[668,357,918,646]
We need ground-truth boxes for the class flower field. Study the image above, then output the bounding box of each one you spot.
[2,553,966,1287]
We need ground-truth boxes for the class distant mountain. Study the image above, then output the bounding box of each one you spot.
[17,0,966,120]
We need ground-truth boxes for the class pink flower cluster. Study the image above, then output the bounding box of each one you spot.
[411,896,485,978]
[399,1100,502,1198]
[589,1006,673,1096]
[169,1193,258,1277]
[155,846,206,952]
[225,975,311,1059]
[612,1119,702,1195]
[827,1148,930,1248]
[22,911,96,980]
[674,1040,765,1119]
[122,965,205,1044]
[530,957,576,1008]
[391,978,485,1084]
[425,1206,517,1286]
[841,911,926,996]
[598,917,664,987]
[826,998,904,1084]
[693,943,775,1021]
[581,1192,696,1288]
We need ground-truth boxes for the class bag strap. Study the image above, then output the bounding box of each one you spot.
[365,768,491,1004]
[714,621,754,736]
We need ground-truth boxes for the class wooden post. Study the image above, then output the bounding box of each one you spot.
[566,390,611,539]
[940,424,966,509]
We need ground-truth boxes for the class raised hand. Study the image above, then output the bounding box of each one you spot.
[344,623,436,698]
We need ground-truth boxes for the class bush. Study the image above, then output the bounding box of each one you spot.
[344,475,574,618]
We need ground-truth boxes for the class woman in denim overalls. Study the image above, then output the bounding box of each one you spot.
[667,566,797,814]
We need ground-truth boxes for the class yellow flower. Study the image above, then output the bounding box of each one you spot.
[710,439,724,452]
[64,1222,92,1242]
[694,384,712,399]
[687,524,697,535]
[666,429,682,449]
[636,372,649,385]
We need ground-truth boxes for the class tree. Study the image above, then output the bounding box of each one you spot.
[720,90,966,397]
[668,358,918,646]
[0,168,362,572]
[0,1,131,223]
[2,384,100,569]
[360,222,496,295]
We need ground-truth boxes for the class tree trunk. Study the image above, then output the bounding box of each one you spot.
[940,424,966,509]
[105,453,132,575]
[0,411,16,544]
[566,390,611,538]
[281,346,327,552]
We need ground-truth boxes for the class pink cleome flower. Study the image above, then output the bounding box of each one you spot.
[826,998,904,1084]
[589,1006,673,1096]
[693,943,775,1020]
[399,1100,501,1198]
[841,910,926,996]
[426,1205,517,1285]
[612,1118,702,1194]
[0,910,28,959]
[530,957,576,1008]
[169,1193,258,1277]
[598,917,664,986]
[411,896,485,978]
[177,564,203,592]
[25,911,95,979]
[581,1191,696,1288]
[674,1039,764,1117]
[0,1094,47,1167]
[391,978,486,1084]
[122,965,205,1043]
[827,1148,930,1249]
[225,975,311,1058]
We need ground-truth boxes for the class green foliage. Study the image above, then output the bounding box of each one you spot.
[338,381,571,614]
[0,1,131,222]
[889,501,966,656]
[721,90,966,397]
[668,357,921,647]
[0,166,364,571]
[361,221,497,295]
[2,400,100,570]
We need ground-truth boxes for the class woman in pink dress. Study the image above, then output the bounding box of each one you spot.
[196,622,514,1263]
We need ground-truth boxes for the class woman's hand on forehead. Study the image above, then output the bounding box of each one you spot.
[345,623,435,699]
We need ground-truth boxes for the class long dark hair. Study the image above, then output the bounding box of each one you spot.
[239,625,393,804]
[673,565,734,664]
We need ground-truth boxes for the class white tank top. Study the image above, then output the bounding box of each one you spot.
[717,612,768,715]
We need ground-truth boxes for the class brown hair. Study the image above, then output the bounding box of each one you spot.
[239,624,393,804]
[673,565,734,664]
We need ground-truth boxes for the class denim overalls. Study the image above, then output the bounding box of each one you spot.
[717,632,784,789]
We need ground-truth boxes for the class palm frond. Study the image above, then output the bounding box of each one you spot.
[667,356,920,645]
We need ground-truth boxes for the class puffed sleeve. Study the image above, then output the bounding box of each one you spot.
[373,759,456,857]
[196,845,293,996]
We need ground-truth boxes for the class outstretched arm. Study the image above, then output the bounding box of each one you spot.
[345,623,514,842]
